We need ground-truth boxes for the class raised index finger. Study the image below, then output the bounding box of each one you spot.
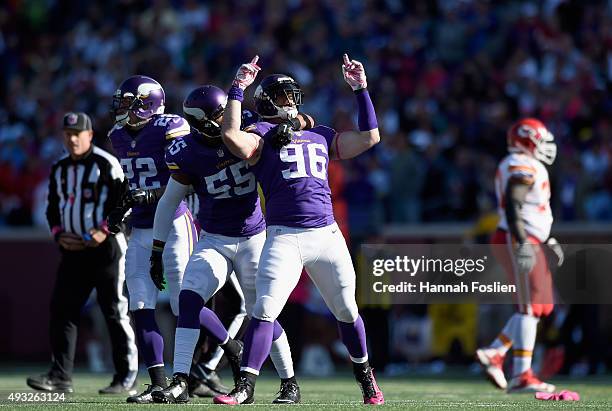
[251,55,259,66]
[343,53,350,66]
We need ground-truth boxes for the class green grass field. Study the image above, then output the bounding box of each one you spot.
[0,370,611,410]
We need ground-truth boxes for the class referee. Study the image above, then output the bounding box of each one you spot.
[27,112,138,394]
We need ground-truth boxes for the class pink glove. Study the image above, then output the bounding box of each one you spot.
[535,390,580,401]
[342,53,367,90]
[232,55,261,90]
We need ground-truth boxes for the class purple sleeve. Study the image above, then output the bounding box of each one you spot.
[311,125,338,149]
[164,139,190,174]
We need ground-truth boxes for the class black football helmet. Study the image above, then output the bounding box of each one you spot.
[253,74,303,120]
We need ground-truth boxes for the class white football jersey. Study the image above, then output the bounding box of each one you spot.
[495,153,552,242]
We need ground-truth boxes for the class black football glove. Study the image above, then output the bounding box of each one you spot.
[270,118,300,149]
[149,247,166,291]
[107,207,127,234]
[124,188,156,207]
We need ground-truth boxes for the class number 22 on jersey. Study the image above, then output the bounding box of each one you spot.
[121,158,159,190]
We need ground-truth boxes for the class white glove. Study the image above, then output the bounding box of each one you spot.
[232,55,261,90]
[546,237,564,266]
[342,53,367,91]
[515,242,536,275]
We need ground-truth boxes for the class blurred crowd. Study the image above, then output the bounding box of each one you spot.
[1,0,611,232]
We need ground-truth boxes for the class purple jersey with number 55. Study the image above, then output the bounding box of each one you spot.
[108,114,190,228]
[164,110,265,237]
[248,122,337,228]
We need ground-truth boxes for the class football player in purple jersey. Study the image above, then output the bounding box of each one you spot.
[214,55,384,405]
[149,85,313,404]
[107,75,203,403]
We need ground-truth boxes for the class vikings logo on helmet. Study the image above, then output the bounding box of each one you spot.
[182,85,227,141]
[112,75,165,127]
[253,74,303,120]
[507,118,557,165]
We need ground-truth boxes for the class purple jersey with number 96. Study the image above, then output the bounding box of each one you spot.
[108,114,190,228]
[248,122,337,228]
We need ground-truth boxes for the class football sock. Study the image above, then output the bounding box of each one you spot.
[490,314,518,354]
[148,364,167,388]
[177,290,204,329]
[174,328,200,376]
[174,290,206,376]
[270,322,295,379]
[132,309,165,369]
[240,318,274,375]
[199,306,230,345]
[512,313,539,375]
[337,315,369,363]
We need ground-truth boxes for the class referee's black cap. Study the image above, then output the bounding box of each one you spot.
[63,112,93,131]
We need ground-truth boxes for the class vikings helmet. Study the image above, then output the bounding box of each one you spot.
[253,74,303,120]
[112,75,165,127]
[507,118,557,165]
[182,85,228,139]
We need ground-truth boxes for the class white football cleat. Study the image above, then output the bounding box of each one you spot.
[476,348,507,390]
[507,369,555,393]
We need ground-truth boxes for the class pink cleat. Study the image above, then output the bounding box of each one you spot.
[213,395,238,405]
[213,376,254,405]
[355,366,384,405]
[476,348,507,390]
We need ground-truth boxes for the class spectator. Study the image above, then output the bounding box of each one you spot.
[0,1,611,243]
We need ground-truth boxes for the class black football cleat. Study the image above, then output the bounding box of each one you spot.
[213,375,255,405]
[188,378,217,398]
[272,378,300,404]
[151,373,190,404]
[26,373,73,393]
[190,363,230,394]
[99,375,137,395]
[126,384,164,403]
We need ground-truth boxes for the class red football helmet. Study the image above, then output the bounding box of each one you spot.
[507,118,557,165]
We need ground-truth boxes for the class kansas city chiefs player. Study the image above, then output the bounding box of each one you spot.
[476,118,563,393]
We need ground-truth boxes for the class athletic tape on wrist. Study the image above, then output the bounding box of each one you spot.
[228,85,244,102]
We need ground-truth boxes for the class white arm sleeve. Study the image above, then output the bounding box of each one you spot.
[153,177,190,243]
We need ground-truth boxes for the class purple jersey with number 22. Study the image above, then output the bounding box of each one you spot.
[248,122,337,228]
[108,114,190,228]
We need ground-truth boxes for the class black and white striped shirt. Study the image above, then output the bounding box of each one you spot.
[46,146,126,238]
